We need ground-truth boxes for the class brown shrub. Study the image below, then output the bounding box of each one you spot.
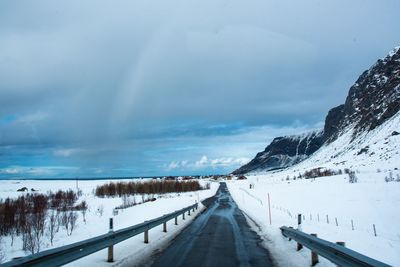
[95,180,204,197]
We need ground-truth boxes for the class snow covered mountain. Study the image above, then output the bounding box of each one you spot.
[232,131,323,174]
[234,46,400,174]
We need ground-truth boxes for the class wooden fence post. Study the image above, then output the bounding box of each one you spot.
[183,212,185,220]
[351,219,354,230]
[311,234,319,266]
[163,222,167,233]
[373,224,377,236]
[268,193,272,225]
[107,218,114,262]
[175,216,178,225]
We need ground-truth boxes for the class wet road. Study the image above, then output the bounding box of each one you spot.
[151,182,273,267]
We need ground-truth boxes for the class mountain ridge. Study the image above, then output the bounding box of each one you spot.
[233,46,400,174]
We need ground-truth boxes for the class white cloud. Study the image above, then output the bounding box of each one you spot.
[165,155,250,172]
[0,166,79,177]
[15,112,49,124]
[210,157,250,167]
[167,161,180,170]
[0,168,20,174]
[194,156,208,168]
[53,148,83,157]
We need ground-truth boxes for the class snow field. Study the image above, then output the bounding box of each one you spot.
[227,173,400,266]
[0,179,219,266]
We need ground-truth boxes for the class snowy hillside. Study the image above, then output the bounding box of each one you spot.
[249,109,400,175]
[293,111,400,172]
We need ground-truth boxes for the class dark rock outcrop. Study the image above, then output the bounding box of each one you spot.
[324,104,345,142]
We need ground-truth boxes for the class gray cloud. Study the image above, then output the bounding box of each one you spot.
[0,0,399,177]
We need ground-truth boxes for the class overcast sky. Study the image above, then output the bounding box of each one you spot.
[0,0,399,178]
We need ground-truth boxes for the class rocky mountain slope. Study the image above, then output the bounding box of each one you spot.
[324,46,400,142]
[233,46,400,174]
[232,131,323,174]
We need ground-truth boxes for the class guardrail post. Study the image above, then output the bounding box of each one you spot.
[297,242,303,251]
[0,203,216,267]
[108,218,114,262]
[336,241,345,246]
[144,230,149,243]
[188,209,191,216]
[279,226,390,267]
[163,222,167,232]
[311,234,319,266]
[335,241,345,267]
[297,214,303,251]
[183,212,185,220]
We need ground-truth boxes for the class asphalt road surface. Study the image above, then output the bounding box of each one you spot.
[151,182,273,267]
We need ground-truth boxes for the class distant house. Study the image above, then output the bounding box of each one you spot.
[237,175,247,180]
[17,187,28,192]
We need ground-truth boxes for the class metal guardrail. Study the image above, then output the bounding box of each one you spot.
[1,203,198,267]
[280,226,391,267]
